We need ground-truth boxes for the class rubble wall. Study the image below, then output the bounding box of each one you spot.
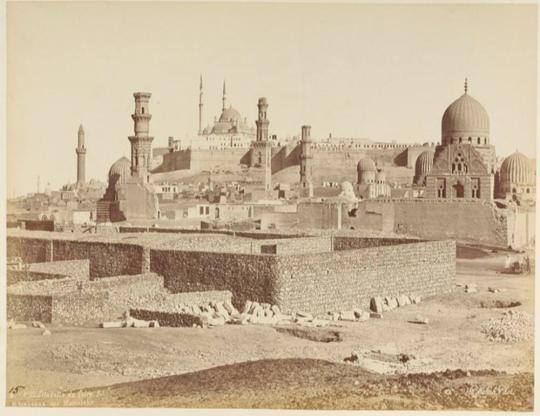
[273,239,456,314]
[52,240,145,278]
[7,237,52,263]
[150,249,278,308]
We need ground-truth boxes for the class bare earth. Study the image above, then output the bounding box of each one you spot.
[6,248,534,410]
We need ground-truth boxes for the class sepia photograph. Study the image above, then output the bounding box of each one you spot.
[2,0,538,413]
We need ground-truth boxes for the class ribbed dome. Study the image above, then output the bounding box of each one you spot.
[357,157,376,172]
[415,150,435,176]
[442,93,489,142]
[500,152,534,186]
[108,157,131,185]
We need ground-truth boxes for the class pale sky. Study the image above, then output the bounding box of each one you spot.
[6,2,537,196]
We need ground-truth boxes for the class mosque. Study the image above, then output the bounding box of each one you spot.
[354,79,535,205]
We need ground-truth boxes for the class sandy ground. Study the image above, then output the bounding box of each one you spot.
[5,248,534,408]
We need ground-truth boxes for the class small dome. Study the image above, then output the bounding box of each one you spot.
[415,150,434,174]
[442,91,489,142]
[108,157,131,185]
[500,152,534,186]
[357,156,376,173]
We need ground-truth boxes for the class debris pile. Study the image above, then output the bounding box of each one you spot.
[481,310,533,343]
[370,294,422,314]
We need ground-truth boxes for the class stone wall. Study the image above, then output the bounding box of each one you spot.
[7,237,52,263]
[28,259,90,280]
[390,199,510,247]
[7,270,66,286]
[150,249,277,308]
[7,273,166,325]
[273,239,455,314]
[333,236,423,250]
[52,240,146,278]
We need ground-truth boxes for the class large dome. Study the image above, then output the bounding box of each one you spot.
[500,152,534,186]
[442,91,489,145]
[108,156,131,185]
[219,106,243,124]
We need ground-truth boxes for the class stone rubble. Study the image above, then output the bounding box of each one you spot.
[371,294,421,313]
[481,310,533,343]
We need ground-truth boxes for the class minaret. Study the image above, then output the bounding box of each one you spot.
[128,92,154,182]
[254,97,272,193]
[198,75,203,135]
[222,80,227,111]
[464,77,468,94]
[76,124,86,187]
[300,125,313,198]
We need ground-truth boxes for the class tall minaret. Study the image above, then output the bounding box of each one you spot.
[198,75,204,135]
[300,125,313,198]
[128,92,154,182]
[76,124,86,187]
[222,80,227,111]
[254,97,272,193]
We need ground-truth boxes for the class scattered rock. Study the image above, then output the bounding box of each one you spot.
[370,312,383,319]
[339,311,356,321]
[354,309,370,321]
[31,321,46,329]
[42,329,51,336]
[411,296,422,304]
[370,297,384,313]
[100,321,124,328]
[409,316,429,325]
[397,295,411,307]
[296,311,313,320]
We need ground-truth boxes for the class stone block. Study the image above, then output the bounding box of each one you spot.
[397,295,410,307]
[370,297,384,313]
[32,321,45,329]
[339,311,356,321]
[271,305,281,316]
[100,321,123,328]
[370,312,383,319]
[42,329,52,336]
[242,300,253,314]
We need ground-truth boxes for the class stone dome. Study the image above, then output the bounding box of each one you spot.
[108,157,131,185]
[357,157,376,184]
[442,91,489,145]
[414,150,435,184]
[219,106,242,124]
[357,157,376,173]
[500,152,534,186]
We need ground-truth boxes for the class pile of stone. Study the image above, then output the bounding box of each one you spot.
[128,300,242,328]
[237,301,292,325]
[370,294,422,314]
[325,309,371,322]
[481,310,533,343]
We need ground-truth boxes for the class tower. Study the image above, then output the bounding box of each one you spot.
[222,80,227,111]
[76,124,86,187]
[128,92,154,182]
[300,125,314,198]
[251,97,272,194]
[198,75,203,135]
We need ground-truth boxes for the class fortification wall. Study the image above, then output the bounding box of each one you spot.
[273,239,455,314]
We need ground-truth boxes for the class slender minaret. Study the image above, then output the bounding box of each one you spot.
[254,97,271,193]
[198,75,203,135]
[76,124,86,187]
[300,125,313,198]
[37,175,41,194]
[128,92,154,182]
[222,80,227,111]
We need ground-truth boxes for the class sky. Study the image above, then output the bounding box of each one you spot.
[6,2,537,197]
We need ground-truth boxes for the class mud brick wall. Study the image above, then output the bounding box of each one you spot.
[52,240,145,278]
[28,260,90,280]
[333,237,424,251]
[7,295,52,322]
[150,249,277,308]
[273,239,456,314]
[7,237,52,263]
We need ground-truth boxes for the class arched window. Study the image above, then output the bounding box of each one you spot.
[477,137,481,144]
[468,137,472,143]
[142,107,145,114]
[459,137,463,143]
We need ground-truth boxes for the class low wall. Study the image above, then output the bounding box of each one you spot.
[28,259,90,280]
[7,237,52,263]
[333,236,422,250]
[7,295,52,322]
[273,239,456,314]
